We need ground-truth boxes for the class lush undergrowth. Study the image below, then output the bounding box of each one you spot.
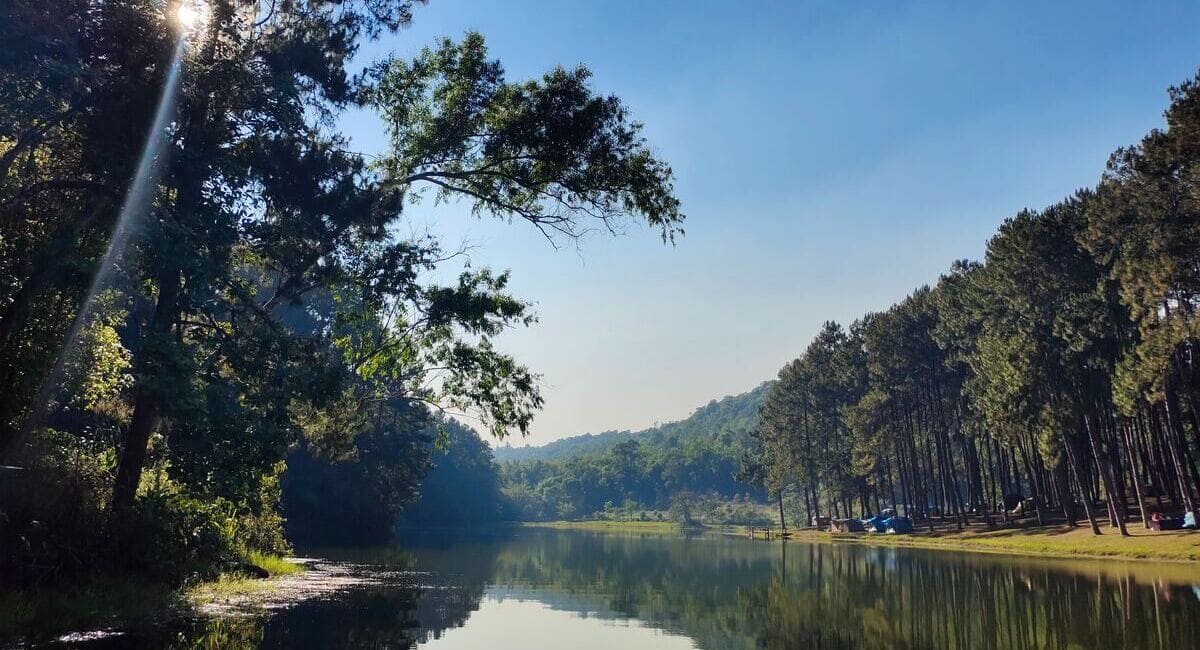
[1,432,292,586]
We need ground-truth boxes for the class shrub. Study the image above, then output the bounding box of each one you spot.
[0,430,113,584]
[1,431,289,587]
[112,489,240,584]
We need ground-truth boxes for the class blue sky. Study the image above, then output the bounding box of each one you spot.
[341,1,1200,446]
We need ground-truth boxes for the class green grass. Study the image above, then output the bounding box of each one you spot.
[775,520,1200,563]
[187,572,273,603]
[244,551,303,576]
[186,552,304,608]
[521,518,1200,563]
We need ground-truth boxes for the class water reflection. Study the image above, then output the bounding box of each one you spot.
[481,530,1200,650]
[49,528,1200,649]
[418,598,696,650]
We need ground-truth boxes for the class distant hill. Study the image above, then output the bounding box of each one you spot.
[498,382,774,520]
[494,382,771,464]
[493,429,636,463]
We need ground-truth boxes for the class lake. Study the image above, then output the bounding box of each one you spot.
[46,527,1200,649]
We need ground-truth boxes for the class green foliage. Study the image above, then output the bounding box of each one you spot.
[1,0,682,584]
[399,418,506,526]
[282,402,432,546]
[242,551,301,577]
[755,321,867,511]
[113,489,241,583]
[61,292,133,415]
[367,32,683,242]
[1,423,285,586]
[0,430,112,583]
[497,383,768,463]
[667,492,701,524]
[1084,74,1200,409]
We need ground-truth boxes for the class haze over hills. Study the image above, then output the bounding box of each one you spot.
[493,382,772,464]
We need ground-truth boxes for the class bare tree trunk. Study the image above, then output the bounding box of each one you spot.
[1016,440,1048,526]
[1118,419,1148,528]
[1063,433,1101,535]
[1052,458,1076,527]
[1083,412,1129,536]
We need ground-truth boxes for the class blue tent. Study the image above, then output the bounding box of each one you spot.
[887,517,914,534]
[863,515,888,533]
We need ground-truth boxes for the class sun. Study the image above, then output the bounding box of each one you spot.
[175,2,207,31]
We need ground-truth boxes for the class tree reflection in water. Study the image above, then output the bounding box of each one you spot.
[68,528,1200,649]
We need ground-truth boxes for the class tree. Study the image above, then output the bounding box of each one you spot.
[747,74,1200,538]
[1085,75,1200,490]
[1,1,683,578]
[398,418,507,527]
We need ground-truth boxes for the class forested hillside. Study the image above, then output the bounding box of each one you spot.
[496,384,768,463]
[494,430,637,463]
[500,383,771,520]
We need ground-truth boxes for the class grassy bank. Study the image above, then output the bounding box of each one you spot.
[519,518,1200,563]
[519,519,686,534]
[185,554,304,609]
[518,519,751,535]
[244,551,304,576]
[769,520,1200,563]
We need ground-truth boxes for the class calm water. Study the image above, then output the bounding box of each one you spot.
[49,528,1200,649]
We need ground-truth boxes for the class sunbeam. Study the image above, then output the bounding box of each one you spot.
[9,36,189,459]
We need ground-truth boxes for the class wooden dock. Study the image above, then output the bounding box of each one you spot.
[746,526,792,540]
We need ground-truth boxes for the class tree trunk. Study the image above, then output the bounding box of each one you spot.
[1016,440,1048,526]
[1083,412,1129,536]
[777,489,787,533]
[1052,458,1076,527]
[110,264,180,514]
[1063,434,1101,535]
[1160,398,1199,514]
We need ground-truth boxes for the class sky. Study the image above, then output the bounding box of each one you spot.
[340,1,1200,447]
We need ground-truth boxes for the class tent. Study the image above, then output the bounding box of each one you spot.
[886,517,914,534]
[863,516,888,533]
[832,518,865,533]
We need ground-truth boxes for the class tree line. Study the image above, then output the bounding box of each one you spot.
[750,72,1200,536]
[0,0,681,584]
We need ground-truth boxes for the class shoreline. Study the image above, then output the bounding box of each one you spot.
[779,527,1200,564]
[518,519,1200,563]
